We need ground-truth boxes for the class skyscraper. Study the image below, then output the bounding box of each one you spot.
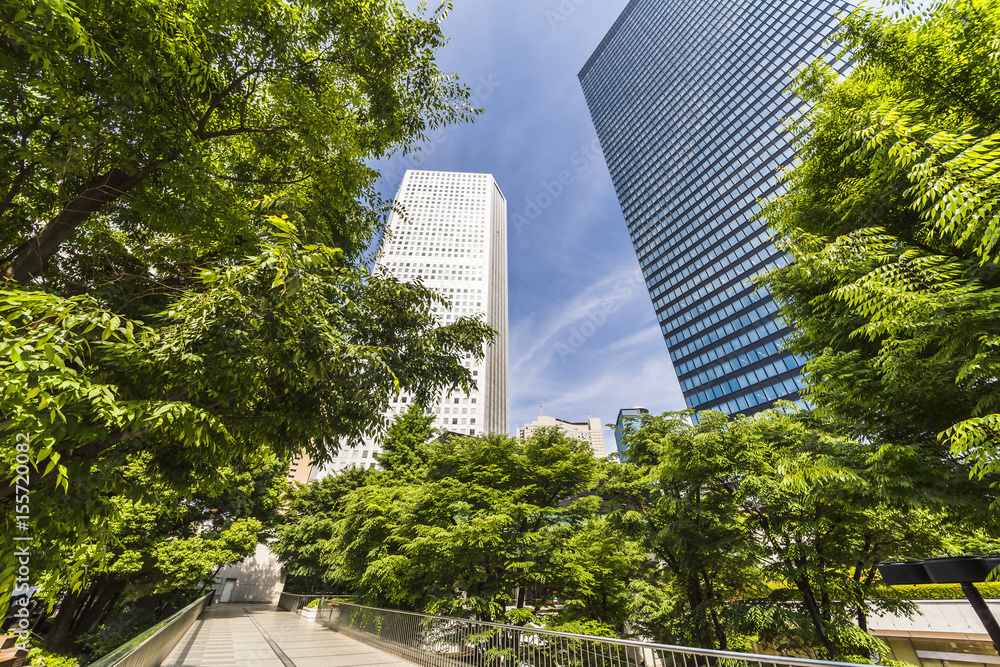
[614,407,648,452]
[322,170,509,474]
[579,0,851,416]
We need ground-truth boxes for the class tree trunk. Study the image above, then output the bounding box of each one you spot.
[794,577,839,658]
[710,607,727,651]
[685,575,715,649]
[75,578,124,636]
[704,574,726,651]
[856,563,879,633]
[3,163,162,283]
[46,589,82,653]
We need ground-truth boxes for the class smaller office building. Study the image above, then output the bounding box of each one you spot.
[518,415,606,459]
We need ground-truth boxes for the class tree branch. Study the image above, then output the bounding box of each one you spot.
[0,161,37,221]
[213,174,309,186]
[197,63,265,137]
[2,160,167,283]
[195,125,293,140]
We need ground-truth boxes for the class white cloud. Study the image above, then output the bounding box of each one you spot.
[603,323,664,355]
[510,264,644,376]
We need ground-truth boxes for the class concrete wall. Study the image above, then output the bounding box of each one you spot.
[869,600,1000,638]
[213,543,285,604]
[870,600,1000,667]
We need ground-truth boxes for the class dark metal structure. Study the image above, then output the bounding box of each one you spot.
[878,557,1000,653]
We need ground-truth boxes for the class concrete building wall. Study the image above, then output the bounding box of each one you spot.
[484,180,510,436]
[213,543,285,604]
[518,415,606,458]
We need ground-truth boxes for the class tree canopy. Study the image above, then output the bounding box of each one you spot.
[374,403,437,479]
[270,406,983,657]
[0,0,493,612]
[0,0,473,285]
[44,450,287,653]
[272,466,369,594]
[327,427,639,628]
[757,0,1000,480]
[610,407,959,660]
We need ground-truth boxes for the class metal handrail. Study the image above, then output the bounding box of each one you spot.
[315,601,872,667]
[278,592,353,612]
[278,592,307,612]
[88,593,210,667]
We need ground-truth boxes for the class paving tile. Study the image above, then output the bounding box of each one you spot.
[162,603,416,667]
[291,657,410,667]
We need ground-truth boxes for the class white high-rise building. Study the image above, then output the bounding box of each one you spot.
[321,170,509,474]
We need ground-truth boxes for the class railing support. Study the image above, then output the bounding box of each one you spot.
[315,601,875,667]
[88,594,210,667]
[962,582,1000,654]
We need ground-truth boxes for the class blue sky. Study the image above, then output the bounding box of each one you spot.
[373,0,688,450]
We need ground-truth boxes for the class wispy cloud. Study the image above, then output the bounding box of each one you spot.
[373,0,683,440]
[509,261,685,448]
[510,264,643,375]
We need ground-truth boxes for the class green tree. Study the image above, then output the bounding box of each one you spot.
[1,223,491,607]
[0,0,474,286]
[375,404,437,479]
[328,428,637,627]
[606,410,767,650]
[42,450,286,652]
[610,408,947,658]
[740,408,942,660]
[542,517,644,632]
[272,466,369,594]
[0,0,493,608]
[757,0,1000,481]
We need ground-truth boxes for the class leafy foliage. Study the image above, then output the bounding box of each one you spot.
[610,407,948,658]
[0,222,492,609]
[739,408,939,659]
[877,582,1000,600]
[272,466,369,593]
[606,410,767,650]
[757,0,1000,481]
[39,451,285,652]
[375,404,437,479]
[0,0,477,286]
[25,647,79,667]
[0,0,492,624]
[275,406,990,655]
[326,428,640,627]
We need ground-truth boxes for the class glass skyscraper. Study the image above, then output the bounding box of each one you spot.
[614,407,649,452]
[579,0,851,416]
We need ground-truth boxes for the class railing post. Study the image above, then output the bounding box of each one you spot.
[317,602,879,667]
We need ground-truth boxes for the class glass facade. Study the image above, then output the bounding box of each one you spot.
[579,0,851,416]
[614,407,649,452]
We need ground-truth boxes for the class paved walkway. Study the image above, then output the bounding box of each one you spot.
[162,604,414,667]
